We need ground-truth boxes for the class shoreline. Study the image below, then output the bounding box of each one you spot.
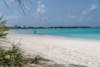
[8,32,100,42]
[5,33,100,67]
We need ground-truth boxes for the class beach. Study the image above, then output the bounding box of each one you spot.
[5,33,100,67]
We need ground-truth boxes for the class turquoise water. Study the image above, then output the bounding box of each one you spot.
[9,28,100,40]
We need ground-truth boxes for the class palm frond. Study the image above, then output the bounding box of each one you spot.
[15,0,25,14]
[2,0,33,15]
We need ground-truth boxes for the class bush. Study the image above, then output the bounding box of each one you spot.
[0,44,46,67]
[0,44,24,67]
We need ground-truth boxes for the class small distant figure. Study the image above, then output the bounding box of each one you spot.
[34,29,37,34]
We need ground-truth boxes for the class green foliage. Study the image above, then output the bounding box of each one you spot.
[0,16,8,37]
[0,44,24,67]
[0,44,46,67]
[31,55,41,64]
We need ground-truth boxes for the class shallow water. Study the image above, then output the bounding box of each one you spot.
[9,28,100,40]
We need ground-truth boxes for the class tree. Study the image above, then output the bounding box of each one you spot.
[0,16,8,37]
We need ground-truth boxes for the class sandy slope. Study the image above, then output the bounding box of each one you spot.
[6,33,100,67]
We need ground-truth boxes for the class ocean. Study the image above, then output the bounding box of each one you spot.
[9,28,100,40]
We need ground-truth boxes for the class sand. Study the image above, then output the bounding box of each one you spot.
[5,33,100,67]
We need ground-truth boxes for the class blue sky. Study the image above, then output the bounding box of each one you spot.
[0,0,100,27]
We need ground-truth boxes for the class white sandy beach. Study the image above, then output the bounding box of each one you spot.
[5,33,100,67]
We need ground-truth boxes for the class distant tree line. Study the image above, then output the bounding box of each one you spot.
[8,25,99,29]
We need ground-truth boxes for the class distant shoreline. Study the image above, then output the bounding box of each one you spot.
[8,26,100,29]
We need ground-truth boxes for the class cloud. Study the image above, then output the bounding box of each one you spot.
[6,15,18,20]
[79,4,97,22]
[68,15,77,18]
[5,11,21,21]
[89,4,97,11]
[82,4,97,15]
[5,0,14,4]
[35,0,48,21]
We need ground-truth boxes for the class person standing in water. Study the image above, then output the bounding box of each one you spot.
[34,29,37,34]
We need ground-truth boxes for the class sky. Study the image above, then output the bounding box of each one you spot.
[0,0,100,27]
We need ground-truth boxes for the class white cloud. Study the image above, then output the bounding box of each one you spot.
[5,0,14,4]
[89,4,97,11]
[68,15,77,18]
[82,4,97,15]
[35,0,48,21]
[37,0,46,15]
[79,4,97,22]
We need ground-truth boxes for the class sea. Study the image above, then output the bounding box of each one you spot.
[9,28,100,40]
